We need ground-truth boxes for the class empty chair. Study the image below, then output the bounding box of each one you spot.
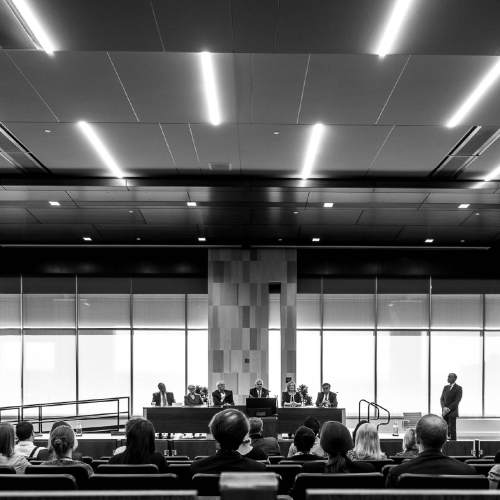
[397,473,489,489]
[192,473,221,495]
[465,459,495,465]
[96,463,159,474]
[165,455,190,461]
[26,464,91,488]
[0,466,15,474]
[88,473,178,490]
[266,464,302,494]
[362,459,395,472]
[0,473,77,490]
[167,460,192,466]
[90,459,109,472]
[268,456,286,464]
[168,463,193,489]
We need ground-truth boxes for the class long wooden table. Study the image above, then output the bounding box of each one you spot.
[143,406,345,435]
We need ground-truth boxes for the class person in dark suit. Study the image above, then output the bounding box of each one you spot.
[184,384,203,406]
[440,372,462,440]
[386,414,476,487]
[249,379,270,398]
[190,409,266,474]
[152,382,175,407]
[248,417,281,456]
[212,381,234,407]
[282,381,302,406]
[315,382,338,407]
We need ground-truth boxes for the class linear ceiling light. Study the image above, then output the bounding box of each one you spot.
[8,0,56,55]
[483,163,500,182]
[446,58,500,128]
[76,121,124,178]
[200,51,221,126]
[301,123,325,180]
[376,0,415,58]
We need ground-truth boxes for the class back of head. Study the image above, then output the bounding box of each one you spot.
[50,425,75,458]
[403,428,417,451]
[16,421,34,442]
[353,423,382,459]
[209,409,249,451]
[294,426,316,453]
[320,421,353,473]
[303,417,320,436]
[0,423,15,458]
[51,421,72,433]
[416,414,448,451]
[352,419,369,444]
[124,418,155,463]
[248,417,263,436]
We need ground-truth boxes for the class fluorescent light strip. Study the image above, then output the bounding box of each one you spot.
[301,123,325,180]
[484,164,500,182]
[376,0,415,58]
[76,121,124,179]
[200,51,221,126]
[446,58,500,128]
[9,0,56,55]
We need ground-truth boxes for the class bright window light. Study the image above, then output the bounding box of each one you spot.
[425,238,434,244]
[9,0,56,55]
[458,203,470,209]
[76,121,124,178]
[187,201,197,207]
[200,51,221,126]
[376,0,415,58]
[301,123,325,180]
[49,201,60,206]
[323,202,334,208]
[446,58,500,128]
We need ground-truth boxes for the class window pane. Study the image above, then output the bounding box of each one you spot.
[79,294,130,328]
[268,329,281,399]
[78,330,131,414]
[23,330,76,415]
[188,295,208,328]
[0,295,20,328]
[0,331,21,407]
[297,294,321,329]
[133,330,185,414]
[378,294,429,329]
[269,295,280,329]
[187,330,208,389]
[323,331,374,416]
[431,295,482,329]
[430,331,482,416]
[485,295,500,329]
[296,330,321,397]
[377,331,429,413]
[133,294,185,328]
[324,294,374,328]
[485,331,500,416]
[23,294,75,328]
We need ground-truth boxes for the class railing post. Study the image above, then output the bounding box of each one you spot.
[117,398,120,431]
[38,405,42,433]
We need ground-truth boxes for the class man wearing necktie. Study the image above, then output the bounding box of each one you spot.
[315,382,338,407]
[249,379,270,398]
[152,382,175,407]
[212,381,235,407]
[440,373,462,440]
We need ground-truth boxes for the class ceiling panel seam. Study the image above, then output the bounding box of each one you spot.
[187,123,201,164]
[364,125,395,176]
[158,123,177,166]
[149,0,166,51]
[296,54,310,124]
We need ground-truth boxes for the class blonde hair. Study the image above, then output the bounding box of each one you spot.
[403,428,417,451]
[286,380,296,391]
[353,423,385,460]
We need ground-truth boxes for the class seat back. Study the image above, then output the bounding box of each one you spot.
[397,473,489,489]
[362,459,395,472]
[465,459,494,465]
[167,463,193,488]
[96,464,159,474]
[0,466,15,474]
[265,464,302,494]
[471,464,494,476]
[192,473,220,495]
[0,474,77,490]
[90,459,109,472]
[80,456,93,465]
[26,465,90,488]
[165,455,189,461]
[381,464,398,478]
[301,461,328,473]
[268,455,285,464]
[88,473,178,490]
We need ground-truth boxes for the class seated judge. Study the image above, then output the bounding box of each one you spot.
[184,384,204,406]
[249,378,270,398]
[152,382,175,407]
[316,382,338,407]
[212,381,234,407]
[282,380,302,407]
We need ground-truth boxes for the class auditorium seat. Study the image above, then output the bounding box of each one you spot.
[28,460,43,465]
[449,455,474,462]
[191,473,221,495]
[465,459,494,464]
[96,464,159,474]
[80,456,93,465]
[99,456,112,460]
[382,464,397,478]
[88,473,178,490]
[167,463,193,488]
[268,455,286,464]
[397,473,489,489]
[0,474,77,490]
[300,460,328,472]
[360,459,395,471]
[471,464,494,476]
[194,456,209,460]
[292,473,385,500]
[266,464,302,494]
[26,465,91,488]
[0,466,15,474]
[90,459,108,472]
[165,455,190,461]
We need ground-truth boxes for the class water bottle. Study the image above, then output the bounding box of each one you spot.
[75,421,83,437]
[392,422,399,436]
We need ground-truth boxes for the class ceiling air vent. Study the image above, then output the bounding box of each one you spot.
[208,162,232,173]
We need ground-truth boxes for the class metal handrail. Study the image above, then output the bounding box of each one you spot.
[358,398,391,430]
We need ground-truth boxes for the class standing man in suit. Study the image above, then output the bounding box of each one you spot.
[212,381,234,407]
[152,382,175,407]
[249,379,270,398]
[440,373,462,440]
[315,382,338,407]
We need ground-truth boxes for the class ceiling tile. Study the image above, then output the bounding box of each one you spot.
[358,209,470,226]
[30,209,145,224]
[0,209,38,223]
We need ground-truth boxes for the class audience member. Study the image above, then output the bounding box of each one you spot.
[37,420,80,461]
[248,417,281,456]
[287,417,326,458]
[191,409,266,474]
[237,433,267,460]
[0,423,29,474]
[109,418,166,472]
[41,424,93,476]
[287,426,321,461]
[386,414,476,487]
[349,422,386,460]
[14,421,47,459]
[487,450,500,489]
[351,419,369,445]
[394,428,419,458]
